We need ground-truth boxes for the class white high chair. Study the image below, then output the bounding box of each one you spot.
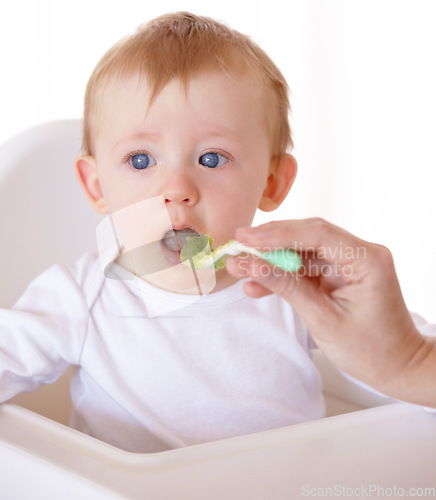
[0,120,101,425]
[0,122,434,499]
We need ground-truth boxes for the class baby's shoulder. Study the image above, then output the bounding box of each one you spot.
[11,252,105,315]
[65,251,106,305]
[68,251,100,283]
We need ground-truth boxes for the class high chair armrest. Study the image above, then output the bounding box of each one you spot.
[1,402,435,499]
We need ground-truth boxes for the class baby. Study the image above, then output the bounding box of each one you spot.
[0,12,324,453]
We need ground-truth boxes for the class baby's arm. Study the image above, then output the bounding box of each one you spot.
[0,262,89,402]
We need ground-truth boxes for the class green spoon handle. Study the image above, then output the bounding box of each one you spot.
[261,249,302,272]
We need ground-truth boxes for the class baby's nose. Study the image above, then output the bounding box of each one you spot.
[161,171,199,206]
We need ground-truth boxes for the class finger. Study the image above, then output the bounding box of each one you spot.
[226,256,273,297]
[298,255,348,288]
[236,218,369,266]
[228,254,332,323]
[242,281,273,298]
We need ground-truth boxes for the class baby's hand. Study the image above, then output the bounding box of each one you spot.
[226,218,435,407]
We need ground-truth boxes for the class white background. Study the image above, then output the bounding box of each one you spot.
[1,0,435,321]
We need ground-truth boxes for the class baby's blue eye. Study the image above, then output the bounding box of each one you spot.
[199,152,229,169]
[130,153,156,170]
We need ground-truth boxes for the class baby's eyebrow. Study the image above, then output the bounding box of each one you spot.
[111,127,245,152]
[112,131,161,151]
[197,128,246,148]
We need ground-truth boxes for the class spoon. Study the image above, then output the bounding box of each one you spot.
[181,236,302,272]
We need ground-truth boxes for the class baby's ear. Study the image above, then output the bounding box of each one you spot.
[258,154,297,212]
[75,155,108,214]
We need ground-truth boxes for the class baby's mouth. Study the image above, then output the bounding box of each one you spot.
[161,228,200,265]
[162,228,200,251]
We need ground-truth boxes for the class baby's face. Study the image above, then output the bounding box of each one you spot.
[90,69,276,288]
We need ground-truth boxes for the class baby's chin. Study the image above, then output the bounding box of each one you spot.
[142,262,217,295]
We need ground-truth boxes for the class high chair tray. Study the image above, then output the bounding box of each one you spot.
[0,402,435,499]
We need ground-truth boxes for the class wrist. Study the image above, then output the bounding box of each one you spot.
[395,332,436,408]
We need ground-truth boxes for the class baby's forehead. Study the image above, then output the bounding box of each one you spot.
[89,66,278,157]
[96,67,272,122]
[104,62,262,96]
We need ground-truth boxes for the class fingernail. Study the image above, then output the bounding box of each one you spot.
[235,227,249,238]
[235,227,254,243]
[236,227,266,244]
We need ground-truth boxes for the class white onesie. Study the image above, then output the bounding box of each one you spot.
[0,252,325,452]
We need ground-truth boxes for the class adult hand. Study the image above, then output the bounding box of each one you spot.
[226,218,436,407]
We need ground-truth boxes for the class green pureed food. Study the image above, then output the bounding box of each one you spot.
[180,235,228,270]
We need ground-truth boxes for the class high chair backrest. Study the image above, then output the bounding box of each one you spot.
[0,120,102,308]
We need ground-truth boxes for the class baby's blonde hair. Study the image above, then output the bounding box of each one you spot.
[82,12,293,156]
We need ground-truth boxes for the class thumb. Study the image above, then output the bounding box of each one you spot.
[230,255,322,317]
